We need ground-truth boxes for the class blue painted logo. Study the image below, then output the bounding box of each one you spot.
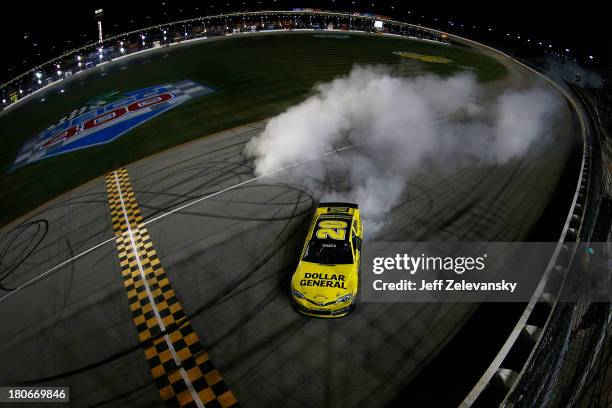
[13,80,214,170]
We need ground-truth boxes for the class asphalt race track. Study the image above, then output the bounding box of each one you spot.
[0,36,580,407]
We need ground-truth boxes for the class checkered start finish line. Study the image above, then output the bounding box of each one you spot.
[105,168,239,408]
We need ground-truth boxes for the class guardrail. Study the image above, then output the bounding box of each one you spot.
[457,62,591,407]
[500,84,609,407]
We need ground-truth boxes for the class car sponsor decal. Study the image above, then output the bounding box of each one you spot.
[300,272,347,289]
[327,206,349,213]
[12,80,214,171]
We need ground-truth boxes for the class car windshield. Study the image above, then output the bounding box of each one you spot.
[302,239,353,265]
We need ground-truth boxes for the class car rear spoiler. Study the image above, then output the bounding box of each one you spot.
[319,202,358,209]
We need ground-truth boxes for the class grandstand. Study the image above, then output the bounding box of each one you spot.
[0,11,448,109]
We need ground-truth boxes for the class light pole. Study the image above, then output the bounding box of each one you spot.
[95,9,104,44]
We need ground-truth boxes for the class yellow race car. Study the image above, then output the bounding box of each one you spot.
[291,202,363,318]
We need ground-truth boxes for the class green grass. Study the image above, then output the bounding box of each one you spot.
[0,32,507,227]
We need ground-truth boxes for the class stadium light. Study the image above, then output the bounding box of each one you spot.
[95,9,104,43]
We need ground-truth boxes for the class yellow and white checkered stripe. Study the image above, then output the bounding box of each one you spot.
[105,168,238,408]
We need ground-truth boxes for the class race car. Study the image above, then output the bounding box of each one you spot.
[291,202,363,318]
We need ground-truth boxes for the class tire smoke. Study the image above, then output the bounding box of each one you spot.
[245,66,561,236]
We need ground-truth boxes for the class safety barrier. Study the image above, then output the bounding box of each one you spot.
[499,84,610,407]
[458,67,592,407]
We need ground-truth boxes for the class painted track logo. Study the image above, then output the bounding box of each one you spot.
[393,51,453,64]
[12,80,214,171]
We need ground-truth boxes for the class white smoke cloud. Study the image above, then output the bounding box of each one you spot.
[245,66,561,236]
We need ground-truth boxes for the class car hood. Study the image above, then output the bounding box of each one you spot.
[291,261,357,304]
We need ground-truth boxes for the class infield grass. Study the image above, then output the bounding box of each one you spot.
[0,32,507,227]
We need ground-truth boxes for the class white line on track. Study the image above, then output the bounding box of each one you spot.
[144,145,354,225]
[0,145,357,304]
[0,237,115,303]
[112,171,204,408]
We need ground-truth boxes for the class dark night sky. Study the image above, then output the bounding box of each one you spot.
[0,1,608,85]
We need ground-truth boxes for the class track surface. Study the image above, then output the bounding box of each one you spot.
[0,36,579,407]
